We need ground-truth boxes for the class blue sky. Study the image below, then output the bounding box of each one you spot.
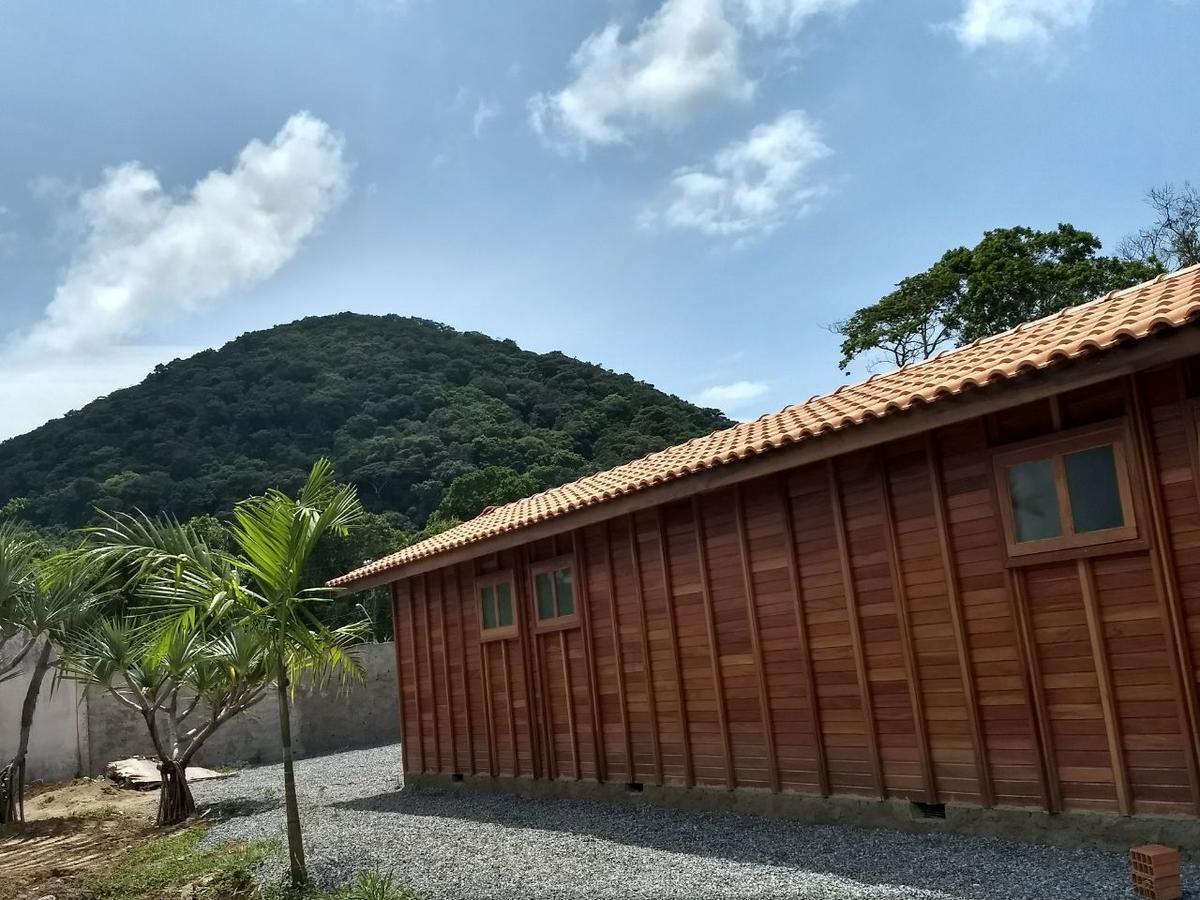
[1,0,1197,440]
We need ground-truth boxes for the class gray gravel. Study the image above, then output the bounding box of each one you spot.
[193,744,1192,899]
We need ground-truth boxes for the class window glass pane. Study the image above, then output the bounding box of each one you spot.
[1065,444,1125,534]
[480,585,496,630]
[496,582,514,627]
[555,567,574,616]
[1007,458,1063,542]
[535,572,555,620]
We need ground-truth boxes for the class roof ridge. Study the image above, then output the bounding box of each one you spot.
[330,265,1200,588]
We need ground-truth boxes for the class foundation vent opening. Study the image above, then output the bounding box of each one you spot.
[450,773,464,783]
[625,782,644,793]
[911,801,946,820]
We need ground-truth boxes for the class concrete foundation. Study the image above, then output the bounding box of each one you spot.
[405,771,1200,859]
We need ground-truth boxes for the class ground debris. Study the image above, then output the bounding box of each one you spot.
[104,758,230,790]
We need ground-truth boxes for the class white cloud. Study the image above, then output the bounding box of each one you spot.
[472,99,500,137]
[698,379,769,412]
[639,109,829,239]
[530,0,750,149]
[529,0,858,150]
[952,0,1095,50]
[17,112,349,354]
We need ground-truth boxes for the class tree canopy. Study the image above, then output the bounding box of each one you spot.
[0,314,730,533]
[834,225,1162,373]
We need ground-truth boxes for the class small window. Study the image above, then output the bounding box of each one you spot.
[477,573,517,640]
[993,422,1138,558]
[530,558,578,628]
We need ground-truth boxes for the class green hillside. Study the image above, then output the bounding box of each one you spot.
[0,313,731,533]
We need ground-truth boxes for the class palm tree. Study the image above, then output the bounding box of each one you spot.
[222,459,366,887]
[59,616,274,824]
[0,542,105,824]
[0,525,39,684]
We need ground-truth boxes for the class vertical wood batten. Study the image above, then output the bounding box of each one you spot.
[1128,372,1200,814]
[876,452,936,803]
[628,515,663,785]
[655,507,694,787]
[501,640,518,777]
[454,567,476,775]
[826,459,885,799]
[390,583,409,770]
[408,578,426,774]
[1006,567,1060,813]
[481,640,498,777]
[436,571,459,772]
[515,547,545,779]
[776,475,829,797]
[1076,558,1132,816]
[603,523,635,781]
[420,573,442,773]
[573,530,607,782]
[733,486,780,793]
[924,434,992,807]
[560,630,581,780]
[693,496,735,790]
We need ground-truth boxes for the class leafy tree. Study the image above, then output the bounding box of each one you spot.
[0,535,105,823]
[60,616,272,825]
[429,465,540,522]
[1121,182,1200,271]
[835,225,1163,373]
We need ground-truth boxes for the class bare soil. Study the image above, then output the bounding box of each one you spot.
[0,779,158,900]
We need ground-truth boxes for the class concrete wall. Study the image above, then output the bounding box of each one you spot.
[1,641,399,783]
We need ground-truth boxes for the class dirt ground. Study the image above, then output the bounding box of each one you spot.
[0,778,158,900]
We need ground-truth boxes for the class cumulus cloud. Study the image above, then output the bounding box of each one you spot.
[19,112,349,353]
[529,0,856,150]
[951,0,1096,50]
[698,379,770,412]
[639,109,829,240]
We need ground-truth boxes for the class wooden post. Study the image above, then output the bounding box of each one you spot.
[876,452,937,804]
[501,640,518,777]
[1076,558,1132,816]
[390,583,410,772]
[573,530,607,782]
[655,507,694,788]
[514,547,546,779]
[1006,567,1061,813]
[481,643,498,777]
[628,515,663,785]
[733,486,780,793]
[692,496,735,791]
[436,571,459,773]
[1128,373,1200,814]
[408,578,426,774]
[776,474,830,797]
[454,566,476,775]
[420,573,442,773]
[924,434,993,807]
[826,459,885,799]
[602,523,635,782]
[560,630,581,780]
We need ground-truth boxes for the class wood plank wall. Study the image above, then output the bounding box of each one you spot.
[390,363,1200,818]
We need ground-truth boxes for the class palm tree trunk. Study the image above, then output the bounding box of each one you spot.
[1,638,52,824]
[277,664,307,886]
[156,759,195,826]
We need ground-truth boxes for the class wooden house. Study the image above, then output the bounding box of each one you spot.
[333,266,1200,835]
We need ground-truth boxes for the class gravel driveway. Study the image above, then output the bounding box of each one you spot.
[193,744,1191,900]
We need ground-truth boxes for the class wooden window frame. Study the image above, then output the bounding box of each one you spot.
[476,570,518,642]
[992,418,1139,560]
[528,555,580,633]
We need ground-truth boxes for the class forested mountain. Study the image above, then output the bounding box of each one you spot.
[0,314,731,532]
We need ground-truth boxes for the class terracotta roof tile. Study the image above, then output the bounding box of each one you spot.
[331,264,1200,588]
